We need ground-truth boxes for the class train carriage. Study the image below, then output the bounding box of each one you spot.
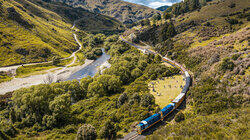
[121,36,191,135]
[160,103,175,120]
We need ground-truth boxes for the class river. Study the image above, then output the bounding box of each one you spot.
[66,49,110,81]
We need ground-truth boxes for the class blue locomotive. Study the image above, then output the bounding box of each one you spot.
[137,65,191,134]
[120,36,191,134]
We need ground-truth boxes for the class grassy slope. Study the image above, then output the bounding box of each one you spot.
[0,0,123,67]
[127,0,250,138]
[149,74,184,108]
[0,0,77,67]
[48,0,158,24]
[27,0,124,33]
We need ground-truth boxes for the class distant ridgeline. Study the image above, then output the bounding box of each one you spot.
[45,0,159,24]
[166,0,213,16]
[156,5,170,11]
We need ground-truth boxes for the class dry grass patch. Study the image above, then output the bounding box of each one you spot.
[149,75,185,108]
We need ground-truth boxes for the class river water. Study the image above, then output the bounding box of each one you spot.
[66,49,110,81]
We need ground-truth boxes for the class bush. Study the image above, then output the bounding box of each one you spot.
[99,120,117,139]
[226,18,239,25]
[118,93,128,106]
[76,124,97,140]
[86,51,97,60]
[220,58,235,71]
[0,130,8,140]
[52,56,60,65]
[152,13,162,21]
[231,54,240,60]
[163,12,172,20]
[140,94,155,107]
[175,112,185,122]
[93,48,103,56]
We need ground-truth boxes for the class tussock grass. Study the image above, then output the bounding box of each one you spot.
[0,0,77,66]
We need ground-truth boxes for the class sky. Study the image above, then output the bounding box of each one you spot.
[123,0,183,9]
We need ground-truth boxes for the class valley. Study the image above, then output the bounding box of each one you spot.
[0,0,249,139]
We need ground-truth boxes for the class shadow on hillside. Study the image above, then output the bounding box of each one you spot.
[141,98,187,136]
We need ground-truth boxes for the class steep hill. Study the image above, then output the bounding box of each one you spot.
[127,0,250,138]
[49,0,159,24]
[0,0,122,66]
[27,0,124,33]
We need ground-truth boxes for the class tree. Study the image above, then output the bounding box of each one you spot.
[88,75,122,97]
[12,84,55,126]
[99,120,117,139]
[68,80,85,102]
[76,124,97,140]
[140,94,155,107]
[49,94,71,126]
[80,76,93,93]
[103,64,131,84]
[42,115,56,129]
[131,68,143,79]
[118,93,128,106]
[159,22,176,42]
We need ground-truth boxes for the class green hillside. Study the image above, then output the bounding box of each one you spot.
[0,0,77,66]
[128,0,249,138]
[0,0,123,67]
[0,0,249,139]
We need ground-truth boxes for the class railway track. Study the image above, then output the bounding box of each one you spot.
[120,35,190,140]
[121,131,143,140]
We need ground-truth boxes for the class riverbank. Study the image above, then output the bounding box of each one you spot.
[0,59,94,95]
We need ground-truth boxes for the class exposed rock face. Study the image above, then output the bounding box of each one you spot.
[49,0,159,24]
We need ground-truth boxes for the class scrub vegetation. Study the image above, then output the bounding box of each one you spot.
[127,0,249,138]
[0,0,249,139]
[0,0,123,67]
[0,37,180,139]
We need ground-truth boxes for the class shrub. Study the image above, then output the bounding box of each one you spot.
[118,93,128,106]
[52,56,60,65]
[220,58,235,71]
[152,13,162,21]
[76,124,97,140]
[226,18,239,25]
[140,94,155,107]
[163,12,172,20]
[175,112,185,122]
[93,48,103,56]
[228,3,236,8]
[99,120,117,139]
[2,125,17,137]
[0,130,8,140]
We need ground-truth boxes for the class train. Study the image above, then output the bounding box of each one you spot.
[120,36,191,134]
[136,57,191,134]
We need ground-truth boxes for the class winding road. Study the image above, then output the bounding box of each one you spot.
[0,25,81,73]
[0,24,93,95]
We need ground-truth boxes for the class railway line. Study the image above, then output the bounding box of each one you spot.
[120,36,191,140]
